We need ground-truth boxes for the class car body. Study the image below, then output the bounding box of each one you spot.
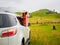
[0,12,30,45]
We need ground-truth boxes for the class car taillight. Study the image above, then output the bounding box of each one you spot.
[2,28,17,37]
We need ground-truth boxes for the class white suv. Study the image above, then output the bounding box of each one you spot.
[0,12,30,45]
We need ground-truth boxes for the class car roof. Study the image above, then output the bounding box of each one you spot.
[0,12,17,17]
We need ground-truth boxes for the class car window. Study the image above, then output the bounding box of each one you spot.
[17,16,23,25]
[0,14,17,28]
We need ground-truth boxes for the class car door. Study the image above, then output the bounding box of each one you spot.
[21,26,29,42]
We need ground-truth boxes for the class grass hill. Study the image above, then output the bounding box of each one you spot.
[29,9,60,23]
[30,9,60,19]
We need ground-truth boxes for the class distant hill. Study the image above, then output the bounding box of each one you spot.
[29,9,60,23]
[30,9,60,18]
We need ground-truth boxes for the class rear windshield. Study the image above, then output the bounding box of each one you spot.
[0,14,17,28]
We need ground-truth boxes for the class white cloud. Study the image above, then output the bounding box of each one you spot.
[0,0,60,12]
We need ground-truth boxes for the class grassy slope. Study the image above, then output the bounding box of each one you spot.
[30,9,60,18]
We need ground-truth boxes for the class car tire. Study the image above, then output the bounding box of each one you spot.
[21,38,25,45]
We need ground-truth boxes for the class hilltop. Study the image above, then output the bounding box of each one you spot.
[30,9,60,19]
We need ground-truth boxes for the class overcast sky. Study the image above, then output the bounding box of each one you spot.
[0,0,60,12]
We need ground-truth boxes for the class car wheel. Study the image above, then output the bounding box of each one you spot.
[21,38,25,45]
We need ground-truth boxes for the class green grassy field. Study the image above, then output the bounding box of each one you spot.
[29,23,60,45]
[29,9,60,45]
